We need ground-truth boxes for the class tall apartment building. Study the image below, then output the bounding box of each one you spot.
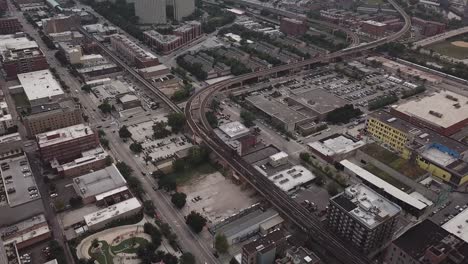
[385,220,468,264]
[135,0,166,24]
[2,47,48,79]
[0,17,22,34]
[173,0,195,21]
[241,229,287,264]
[36,124,100,163]
[327,184,401,254]
[0,0,8,12]
[42,15,80,34]
[23,99,83,137]
[110,34,159,68]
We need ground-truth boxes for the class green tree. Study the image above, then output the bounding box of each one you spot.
[180,253,196,264]
[100,138,110,149]
[326,182,340,196]
[205,111,218,128]
[171,192,187,209]
[116,161,133,178]
[153,121,171,139]
[81,84,92,93]
[214,233,229,254]
[167,113,186,133]
[143,200,156,215]
[130,142,143,153]
[98,101,112,114]
[172,158,185,172]
[185,211,207,233]
[105,155,114,166]
[187,146,209,166]
[299,152,310,162]
[119,125,132,139]
[160,222,172,237]
[240,110,256,127]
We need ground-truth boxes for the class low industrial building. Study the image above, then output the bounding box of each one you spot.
[264,165,316,192]
[268,152,288,168]
[138,64,170,79]
[72,164,127,204]
[366,111,468,186]
[286,88,349,120]
[307,134,365,163]
[215,121,256,155]
[91,79,135,102]
[214,208,283,245]
[0,100,14,135]
[10,70,64,107]
[84,197,141,230]
[0,133,23,160]
[51,147,109,178]
[385,220,468,264]
[36,124,99,163]
[246,95,315,132]
[340,160,428,216]
[0,214,51,250]
[328,184,401,254]
[23,98,83,137]
[390,90,468,136]
[118,94,141,110]
[276,247,321,264]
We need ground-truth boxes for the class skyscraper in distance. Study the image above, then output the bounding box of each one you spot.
[135,0,167,24]
[173,0,195,21]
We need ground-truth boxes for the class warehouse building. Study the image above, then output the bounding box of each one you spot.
[11,70,64,107]
[84,197,141,230]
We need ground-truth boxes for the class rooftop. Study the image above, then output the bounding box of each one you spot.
[340,160,427,210]
[266,165,316,192]
[288,89,349,115]
[144,30,181,44]
[269,151,288,161]
[72,164,127,199]
[17,70,64,103]
[216,208,278,238]
[308,134,365,157]
[0,35,38,53]
[370,111,468,155]
[243,229,285,253]
[0,133,21,144]
[36,124,95,148]
[246,95,311,125]
[111,34,157,60]
[219,121,250,139]
[442,208,468,243]
[53,147,108,172]
[363,20,387,27]
[393,90,468,129]
[332,184,401,229]
[84,197,141,227]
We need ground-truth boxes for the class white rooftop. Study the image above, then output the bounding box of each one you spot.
[308,135,365,157]
[442,207,468,243]
[363,20,387,27]
[0,35,38,52]
[17,70,64,102]
[421,147,457,166]
[340,160,427,210]
[36,124,94,147]
[95,186,128,201]
[338,184,401,229]
[393,91,468,129]
[138,64,169,73]
[84,197,141,227]
[267,165,316,192]
[73,164,127,199]
[0,132,21,144]
[269,151,288,161]
[219,121,250,139]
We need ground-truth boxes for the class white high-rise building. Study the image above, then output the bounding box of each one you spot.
[135,0,167,24]
[173,0,195,21]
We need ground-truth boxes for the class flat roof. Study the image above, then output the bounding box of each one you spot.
[442,208,468,243]
[56,147,108,171]
[138,64,169,73]
[0,133,21,144]
[216,208,278,238]
[340,160,427,210]
[266,165,316,192]
[393,91,468,129]
[269,151,288,161]
[370,111,468,155]
[0,35,38,53]
[17,70,64,102]
[363,20,386,27]
[36,124,94,148]
[72,164,127,199]
[332,184,400,229]
[84,197,141,227]
[289,88,349,114]
[219,121,250,139]
[308,134,365,156]
[246,95,311,125]
[95,186,128,201]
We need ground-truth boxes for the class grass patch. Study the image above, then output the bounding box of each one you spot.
[364,164,411,192]
[427,41,468,59]
[171,163,217,185]
[111,237,149,254]
[11,93,30,108]
[361,144,425,179]
[88,241,113,264]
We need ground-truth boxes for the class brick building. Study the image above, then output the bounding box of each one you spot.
[0,17,22,34]
[52,147,109,178]
[110,34,159,68]
[42,15,80,34]
[361,20,387,37]
[36,124,100,163]
[412,17,446,37]
[2,47,48,79]
[279,18,308,36]
[143,21,201,54]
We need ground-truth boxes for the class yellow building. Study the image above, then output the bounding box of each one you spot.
[366,111,468,186]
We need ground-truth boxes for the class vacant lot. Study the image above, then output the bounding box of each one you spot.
[361,144,426,179]
[427,40,468,59]
[365,164,411,192]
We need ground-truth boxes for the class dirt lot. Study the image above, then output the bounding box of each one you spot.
[178,172,259,224]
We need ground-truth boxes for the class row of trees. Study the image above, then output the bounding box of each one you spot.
[326,104,363,124]
[176,56,208,80]
[368,94,398,111]
[201,6,236,33]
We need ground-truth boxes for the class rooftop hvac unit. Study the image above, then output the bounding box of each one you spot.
[387,117,396,123]
[80,188,86,194]
[429,110,443,118]
[74,178,80,183]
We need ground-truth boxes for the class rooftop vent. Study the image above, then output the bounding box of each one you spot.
[429,110,443,118]
[446,94,458,102]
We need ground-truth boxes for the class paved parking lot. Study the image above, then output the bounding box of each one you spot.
[1,155,40,207]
